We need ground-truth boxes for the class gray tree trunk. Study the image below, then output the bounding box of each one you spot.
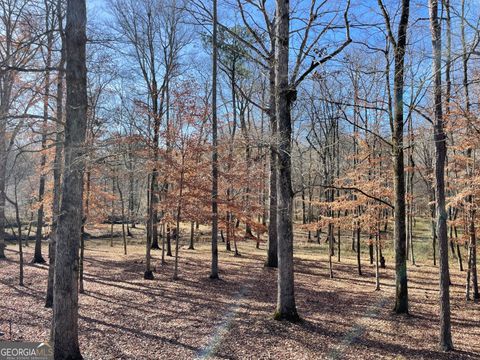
[46,1,65,308]
[52,0,87,357]
[460,0,479,302]
[0,109,6,259]
[266,63,278,268]
[429,0,453,350]
[274,0,299,322]
[390,0,410,314]
[210,0,219,280]
[0,57,13,261]
[33,14,54,265]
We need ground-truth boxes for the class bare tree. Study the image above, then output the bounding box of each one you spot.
[210,0,219,279]
[377,0,410,314]
[32,0,56,264]
[0,0,39,259]
[429,0,453,350]
[52,0,87,356]
[46,0,65,309]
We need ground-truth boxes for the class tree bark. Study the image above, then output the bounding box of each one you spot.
[117,179,127,255]
[46,2,65,307]
[210,0,219,280]
[266,60,278,268]
[429,0,453,349]
[375,230,380,291]
[390,0,410,314]
[189,221,195,250]
[52,0,87,356]
[0,117,5,259]
[356,224,362,276]
[33,13,54,265]
[460,0,479,302]
[274,0,299,322]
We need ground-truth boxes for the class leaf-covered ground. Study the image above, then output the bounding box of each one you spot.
[1,229,479,359]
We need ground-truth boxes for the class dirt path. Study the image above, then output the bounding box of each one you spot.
[197,285,250,359]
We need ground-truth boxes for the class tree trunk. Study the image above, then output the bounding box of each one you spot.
[33,19,54,265]
[337,227,341,262]
[456,232,463,272]
[166,225,172,256]
[351,225,355,252]
[328,225,333,279]
[12,181,24,286]
[429,0,453,349]
[144,164,154,278]
[375,230,380,291]
[0,11,14,260]
[369,239,374,265]
[117,179,127,255]
[356,224,362,276]
[189,221,195,250]
[391,0,410,314]
[46,5,65,307]
[79,169,90,294]
[79,226,85,294]
[431,201,437,266]
[0,81,9,260]
[274,0,298,322]
[266,63,278,268]
[210,0,219,280]
[52,0,87,356]
[161,223,166,265]
[173,165,184,280]
[460,0,479,302]
[110,177,115,247]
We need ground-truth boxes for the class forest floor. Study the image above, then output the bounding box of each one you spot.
[0,224,479,359]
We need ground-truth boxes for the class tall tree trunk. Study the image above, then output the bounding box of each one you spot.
[33,115,49,263]
[173,164,184,280]
[460,0,479,302]
[11,180,24,286]
[0,17,14,260]
[161,223,166,264]
[79,169,90,294]
[389,0,410,314]
[79,223,85,294]
[33,13,54,264]
[431,200,437,266]
[455,227,463,272]
[146,110,160,254]
[356,224,362,276]
[110,177,115,247]
[337,227,341,262]
[369,238,374,265]
[274,0,299,322]
[117,179,127,255]
[0,116,6,259]
[375,229,380,291]
[52,0,87,356]
[210,0,219,280]
[128,149,135,230]
[328,224,333,278]
[407,111,415,266]
[167,225,172,256]
[144,174,154,280]
[150,147,160,250]
[46,4,65,307]
[266,62,278,268]
[189,221,195,250]
[429,0,453,349]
